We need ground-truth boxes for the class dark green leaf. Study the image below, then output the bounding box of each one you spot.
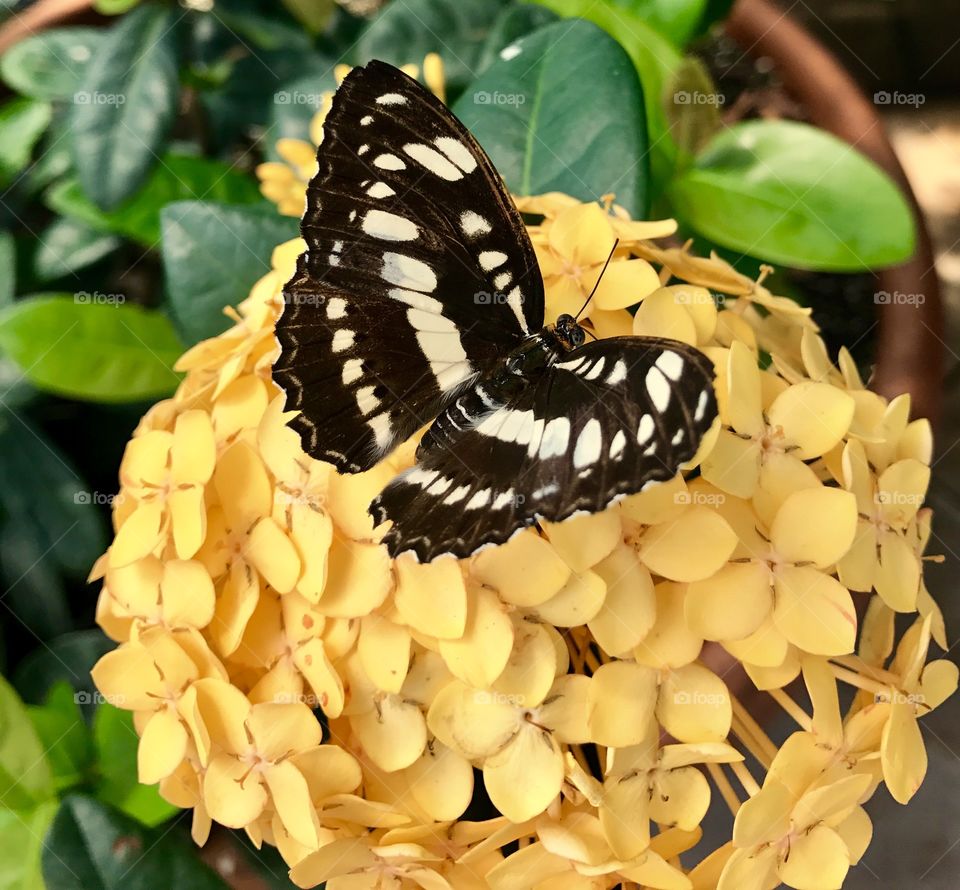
[94,0,143,13]
[611,0,707,48]
[0,295,182,402]
[0,231,14,306]
[281,0,335,33]
[266,71,338,161]
[70,5,180,209]
[664,56,724,158]
[161,201,298,343]
[0,98,52,183]
[0,675,54,809]
[0,520,72,641]
[669,119,918,271]
[46,154,263,246]
[34,218,121,282]
[0,27,103,100]
[532,0,682,188]
[354,0,511,95]
[13,632,113,714]
[93,705,178,827]
[0,801,57,890]
[28,683,92,793]
[454,19,649,217]
[475,3,559,73]
[43,796,228,890]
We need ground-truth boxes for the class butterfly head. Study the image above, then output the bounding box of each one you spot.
[554,313,587,351]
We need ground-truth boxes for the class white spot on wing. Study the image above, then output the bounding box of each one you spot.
[326,297,347,320]
[584,358,605,381]
[355,386,378,415]
[539,417,570,459]
[444,485,470,505]
[362,209,419,241]
[382,253,437,292]
[573,419,602,468]
[610,429,626,458]
[607,360,627,386]
[465,489,491,510]
[695,389,710,422]
[388,288,443,313]
[403,143,463,180]
[342,358,363,385]
[434,137,478,173]
[637,415,655,445]
[646,366,671,412]
[479,251,508,271]
[360,115,374,126]
[656,351,685,381]
[376,93,407,105]
[374,153,405,170]
[460,211,491,237]
[367,413,392,450]
[331,330,354,353]
[367,181,396,198]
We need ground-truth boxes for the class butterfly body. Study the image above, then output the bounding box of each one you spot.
[272,60,719,562]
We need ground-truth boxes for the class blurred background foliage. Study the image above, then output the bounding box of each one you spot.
[0,0,919,887]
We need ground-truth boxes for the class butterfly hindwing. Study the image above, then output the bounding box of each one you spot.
[371,337,718,561]
[274,61,545,472]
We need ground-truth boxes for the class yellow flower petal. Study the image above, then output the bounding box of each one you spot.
[592,258,660,310]
[358,614,411,694]
[138,708,188,784]
[651,765,710,830]
[264,760,321,849]
[778,824,850,890]
[110,501,164,568]
[686,562,772,642]
[632,286,699,344]
[203,754,267,828]
[767,382,854,460]
[249,702,322,760]
[588,660,657,747]
[427,681,520,760]
[588,543,656,656]
[395,556,467,639]
[657,663,731,743]
[533,569,606,627]
[639,506,738,582]
[160,560,215,628]
[732,779,792,847]
[773,567,856,656]
[541,510,620,573]
[246,517,302,594]
[404,741,473,822]
[881,700,926,803]
[471,531,571,607]
[634,581,703,669]
[483,722,563,823]
[320,538,391,618]
[770,487,857,568]
[351,694,427,771]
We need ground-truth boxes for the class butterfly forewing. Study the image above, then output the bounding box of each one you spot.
[371,337,718,561]
[274,61,544,472]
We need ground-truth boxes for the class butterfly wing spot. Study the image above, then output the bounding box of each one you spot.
[374,153,406,170]
[539,417,571,459]
[443,484,471,505]
[492,489,516,510]
[367,182,396,198]
[672,429,684,445]
[358,144,369,156]
[656,351,685,381]
[342,358,363,385]
[362,209,419,241]
[573,418,603,468]
[637,414,655,445]
[645,365,671,412]
[479,251,508,271]
[435,137,478,173]
[609,429,627,459]
[367,413,393,451]
[465,488,491,510]
[331,330,355,353]
[494,272,513,290]
[382,253,438,292]
[326,297,347,320]
[460,211,492,237]
[355,385,379,416]
[695,389,710,422]
[607,360,627,385]
[427,476,454,496]
[388,287,444,313]
[583,358,606,381]
[376,93,407,105]
[360,115,374,126]
[505,286,529,335]
[403,143,464,181]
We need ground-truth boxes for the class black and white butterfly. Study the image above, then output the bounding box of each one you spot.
[273,61,718,562]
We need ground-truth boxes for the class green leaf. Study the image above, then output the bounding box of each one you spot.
[34,218,121,282]
[669,119,918,271]
[0,675,54,809]
[0,27,102,100]
[0,231,14,306]
[474,3,559,73]
[0,801,57,890]
[664,56,724,158]
[354,0,511,95]
[0,295,182,402]
[46,154,263,246]
[0,98,52,183]
[611,0,707,47]
[532,0,683,189]
[280,0,335,34]
[94,0,142,13]
[70,5,180,209]
[28,683,92,794]
[454,19,649,217]
[266,71,337,161]
[161,201,298,344]
[43,796,229,889]
[13,633,113,716]
[93,705,178,827]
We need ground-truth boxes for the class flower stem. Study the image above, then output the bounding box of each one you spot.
[768,688,813,730]
[706,763,741,816]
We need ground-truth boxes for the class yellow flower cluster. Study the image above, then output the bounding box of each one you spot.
[89,85,955,890]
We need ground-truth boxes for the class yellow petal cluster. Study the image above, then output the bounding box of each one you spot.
[89,84,953,889]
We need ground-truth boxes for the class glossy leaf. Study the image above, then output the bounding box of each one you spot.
[454,19,649,216]
[45,154,263,246]
[161,201,298,343]
[670,119,918,271]
[0,98,52,183]
[0,231,13,306]
[69,5,180,209]
[93,704,179,827]
[34,218,121,282]
[0,27,102,100]
[0,801,57,890]
[0,295,182,402]
[532,0,682,187]
[28,683,92,793]
[0,675,54,809]
[42,796,229,890]
[475,3,560,73]
[354,0,511,94]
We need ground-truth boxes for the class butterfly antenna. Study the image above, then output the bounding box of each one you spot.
[575,238,619,321]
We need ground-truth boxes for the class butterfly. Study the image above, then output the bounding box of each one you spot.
[273,60,718,563]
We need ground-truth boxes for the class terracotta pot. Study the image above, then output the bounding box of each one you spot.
[726,0,945,424]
